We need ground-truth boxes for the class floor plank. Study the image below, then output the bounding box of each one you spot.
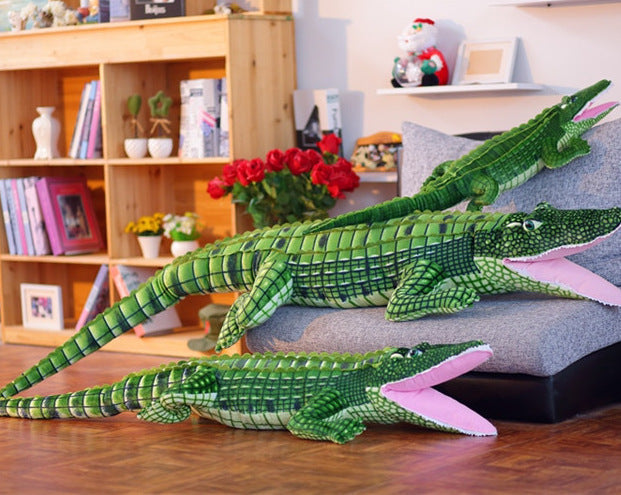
[0,344,619,494]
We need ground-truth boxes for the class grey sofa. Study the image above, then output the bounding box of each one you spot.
[246,118,621,423]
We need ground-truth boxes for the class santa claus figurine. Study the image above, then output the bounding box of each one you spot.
[391,18,449,87]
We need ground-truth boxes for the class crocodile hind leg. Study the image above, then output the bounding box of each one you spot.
[138,366,218,424]
[286,388,366,444]
[386,260,479,321]
[466,172,500,211]
[216,254,294,351]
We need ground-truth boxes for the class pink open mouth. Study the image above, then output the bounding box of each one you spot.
[380,344,497,436]
[503,224,621,306]
[573,100,618,122]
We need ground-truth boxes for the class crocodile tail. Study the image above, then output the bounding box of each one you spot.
[306,187,459,233]
[0,364,189,419]
[0,250,215,399]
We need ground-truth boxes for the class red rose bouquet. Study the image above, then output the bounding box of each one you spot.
[207,134,360,228]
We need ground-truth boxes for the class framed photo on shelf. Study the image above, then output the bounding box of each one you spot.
[452,38,518,85]
[20,283,64,331]
[350,131,402,173]
[35,176,104,256]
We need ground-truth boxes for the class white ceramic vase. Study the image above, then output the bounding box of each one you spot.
[137,235,162,259]
[32,106,60,160]
[148,137,173,158]
[124,138,148,159]
[170,239,199,257]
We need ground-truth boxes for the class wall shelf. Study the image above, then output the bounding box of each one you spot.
[377,83,543,97]
[490,0,621,6]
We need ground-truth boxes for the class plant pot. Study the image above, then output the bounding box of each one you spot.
[124,138,148,159]
[137,235,162,259]
[170,239,199,257]
[148,137,173,158]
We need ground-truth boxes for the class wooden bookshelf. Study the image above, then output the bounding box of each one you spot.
[0,14,296,357]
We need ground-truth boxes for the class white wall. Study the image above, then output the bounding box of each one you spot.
[292,0,621,157]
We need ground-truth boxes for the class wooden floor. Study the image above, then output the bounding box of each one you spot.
[0,344,619,494]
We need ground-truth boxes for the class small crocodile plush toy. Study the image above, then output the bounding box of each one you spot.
[310,79,618,232]
[0,341,497,443]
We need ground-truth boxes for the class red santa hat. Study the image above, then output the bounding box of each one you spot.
[413,18,435,26]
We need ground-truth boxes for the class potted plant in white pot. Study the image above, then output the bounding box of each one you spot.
[124,94,147,158]
[147,90,173,158]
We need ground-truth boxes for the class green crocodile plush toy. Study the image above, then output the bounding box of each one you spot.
[310,79,618,232]
[0,341,497,443]
[1,203,620,403]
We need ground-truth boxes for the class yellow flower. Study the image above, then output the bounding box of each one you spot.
[125,213,165,236]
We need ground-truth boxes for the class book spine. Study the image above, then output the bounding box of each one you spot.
[75,264,110,330]
[23,176,51,256]
[3,180,22,254]
[79,81,98,159]
[86,81,102,159]
[110,264,146,337]
[16,178,35,255]
[35,178,64,255]
[69,82,91,159]
[218,77,229,157]
[10,179,29,255]
[0,179,17,255]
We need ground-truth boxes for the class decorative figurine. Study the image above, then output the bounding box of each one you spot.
[391,18,449,88]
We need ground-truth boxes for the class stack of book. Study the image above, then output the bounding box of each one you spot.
[69,80,102,160]
[0,176,104,256]
[178,77,229,158]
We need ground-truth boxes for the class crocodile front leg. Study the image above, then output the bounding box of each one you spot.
[286,388,366,444]
[542,136,591,168]
[216,254,294,351]
[386,260,479,321]
[138,366,218,424]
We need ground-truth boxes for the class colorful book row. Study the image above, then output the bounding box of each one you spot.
[0,176,104,256]
[69,80,103,160]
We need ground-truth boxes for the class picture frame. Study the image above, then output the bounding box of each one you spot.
[35,176,104,255]
[350,131,402,173]
[20,283,64,331]
[452,38,519,85]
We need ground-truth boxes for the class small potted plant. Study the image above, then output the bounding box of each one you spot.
[124,212,165,258]
[163,212,203,257]
[124,94,147,158]
[147,90,173,158]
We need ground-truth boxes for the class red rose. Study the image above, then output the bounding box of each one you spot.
[284,148,301,167]
[327,183,344,199]
[207,177,228,199]
[289,151,314,175]
[310,162,332,185]
[222,161,240,186]
[318,133,342,155]
[265,149,286,172]
[328,158,360,194]
[304,149,323,166]
[245,158,266,183]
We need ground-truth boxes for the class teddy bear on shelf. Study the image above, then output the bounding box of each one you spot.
[391,18,449,88]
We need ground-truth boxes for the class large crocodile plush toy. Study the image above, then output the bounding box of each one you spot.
[0,341,497,443]
[1,203,620,401]
[310,79,618,232]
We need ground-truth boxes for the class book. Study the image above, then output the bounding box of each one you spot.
[110,264,182,337]
[75,264,110,329]
[129,0,185,20]
[10,178,30,255]
[23,176,51,256]
[15,178,35,255]
[86,80,102,159]
[36,176,104,256]
[79,80,99,159]
[69,82,91,159]
[293,88,343,153]
[179,78,221,158]
[0,179,17,255]
[3,180,22,254]
[219,77,229,157]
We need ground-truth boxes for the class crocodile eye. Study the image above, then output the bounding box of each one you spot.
[523,220,542,232]
[390,352,405,359]
[407,349,423,358]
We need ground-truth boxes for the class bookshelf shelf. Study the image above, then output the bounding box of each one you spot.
[0,14,296,356]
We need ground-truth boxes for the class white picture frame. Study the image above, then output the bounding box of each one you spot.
[452,38,519,85]
[20,283,64,331]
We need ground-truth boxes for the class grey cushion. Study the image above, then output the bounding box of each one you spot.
[246,119,621,376]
